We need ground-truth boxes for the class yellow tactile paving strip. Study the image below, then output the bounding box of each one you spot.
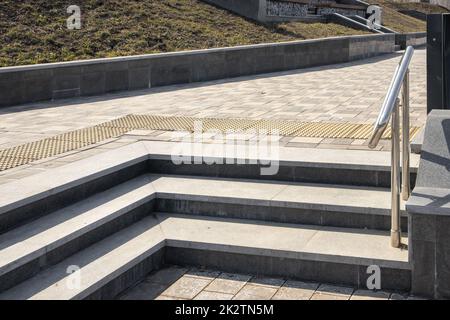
[0,115,421,172]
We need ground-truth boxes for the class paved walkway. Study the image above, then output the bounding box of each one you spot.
[0,49,427,183]
[0,49,426,150]
[118,266,423,300]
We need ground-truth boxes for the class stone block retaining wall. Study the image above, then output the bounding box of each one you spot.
[0,34,397,108]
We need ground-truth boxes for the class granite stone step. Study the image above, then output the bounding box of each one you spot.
[150,174,408,230]
[0,141,420,233]
[0,175,156,292]
[0,173,409,292]
[0,213,410,300]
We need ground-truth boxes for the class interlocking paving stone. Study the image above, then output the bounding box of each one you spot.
[0,50,427,173]
[161,275,213,300]
[204,273,251,295]
[310,284,354,300]
[272,281,319,300]
[350,289,390,300]
[121,266,418,300]
[310,292,352,300]
[183,268,222,280]
[233,284,279,300]
[289,137,324,144]
[194,291,234,300]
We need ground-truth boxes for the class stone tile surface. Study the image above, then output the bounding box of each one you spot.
[249,277,286,288]
[233,284,278,300]
[194,291,234,300]
[160,275,213,299]
[0,50,427,183]
[119,266,422,300]
[350,289,390,300]
[310,284,354,300]
[204,273,251,295]
[272,281,319,300]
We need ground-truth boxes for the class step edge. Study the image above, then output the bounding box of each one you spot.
[0,193,156,277]
[155,191,405,216]
[0,142,150,216]
[0,178,156,277]
[71,241,165,300]
[164,239,411,271]
[0,177,398,278]
[143,141,420,171]
[0,216,165,300]
[0,213,410,300]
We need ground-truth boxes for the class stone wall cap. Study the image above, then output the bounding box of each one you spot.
[407,186,450,216]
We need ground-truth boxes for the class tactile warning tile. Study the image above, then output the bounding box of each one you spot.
[0,157,30,171]
[292,122,365,139]
[144,116,198,131]
[246,120,305,136]
[0,114,422,172]
[202,118,256,132]
[55,126,128,144]
[350,125,375,139]
[0,139,90,161]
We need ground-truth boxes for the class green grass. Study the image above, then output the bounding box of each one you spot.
[0,0,444,67]
[371,0,449,33]
[0,0,368,67]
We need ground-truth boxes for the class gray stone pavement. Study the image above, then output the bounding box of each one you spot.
[118,266,423,300]
[0,49,426,151]
[0,49,427,184]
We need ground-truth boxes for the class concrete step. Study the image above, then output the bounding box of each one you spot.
[151,174,408,231]
[0,175,156,292]
[6,171,408,234]
[0,173,407,293]
[0,142,150,234]
[0,141,419,233]
[0,215,165,300]
[0,213,410,299]
[160,213,410,292]
[147,141,419,188]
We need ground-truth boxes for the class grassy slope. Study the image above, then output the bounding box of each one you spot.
[369,0,426,32]
[370,0,449,33]
[384,1,450,14]
[1,0,446,67]
[0,0,368,67]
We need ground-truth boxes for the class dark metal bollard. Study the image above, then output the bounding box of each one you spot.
[427,13,450,113]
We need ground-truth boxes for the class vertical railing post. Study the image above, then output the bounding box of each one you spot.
[391,99,401,248]
[402,69,411,201]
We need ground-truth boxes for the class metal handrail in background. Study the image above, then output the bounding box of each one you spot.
[368,46,414,248]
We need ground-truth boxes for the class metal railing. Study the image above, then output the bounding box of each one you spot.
[368,46,414,248]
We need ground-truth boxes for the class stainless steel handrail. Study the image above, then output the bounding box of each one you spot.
[368,46,414,248]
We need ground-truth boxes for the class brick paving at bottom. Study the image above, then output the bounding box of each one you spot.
[118,266,423,300]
